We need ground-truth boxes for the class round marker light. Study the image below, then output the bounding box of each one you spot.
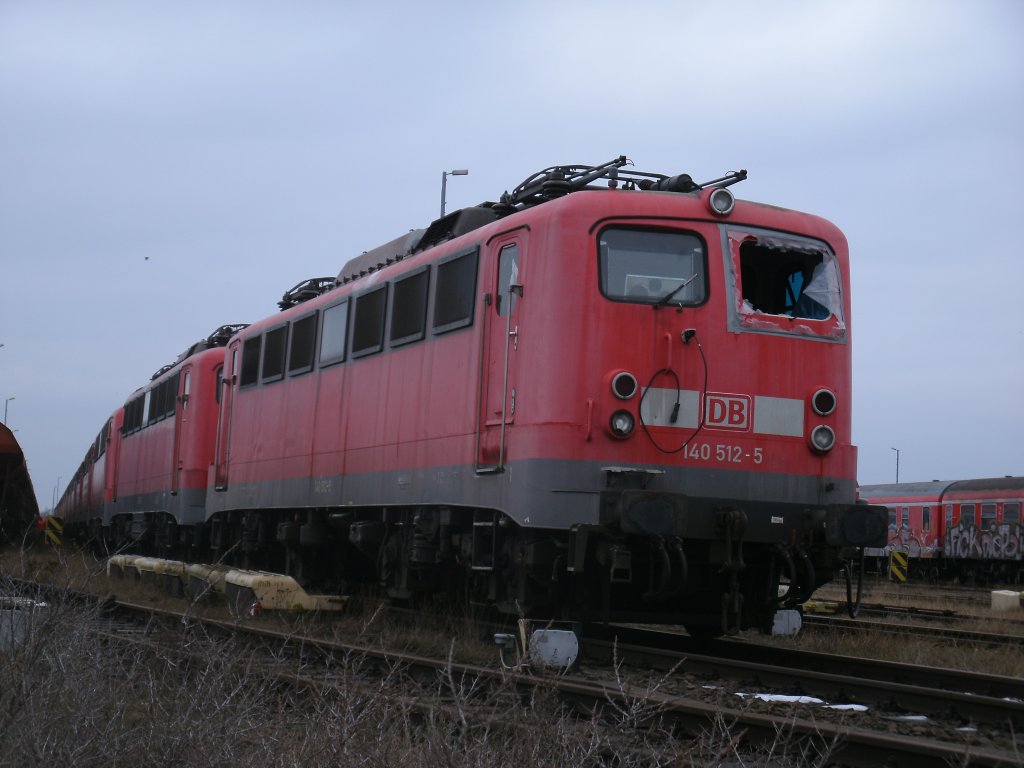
[611,371,638,400]
[609,410,635,438]
[811,388,837,416]
[809,425,836,453]
[708,188,735,216]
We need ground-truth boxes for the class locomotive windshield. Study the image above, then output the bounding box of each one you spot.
[599,228,706,305]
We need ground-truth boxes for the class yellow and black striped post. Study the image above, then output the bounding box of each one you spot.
[888,549,908,583]
[45,516,63,546]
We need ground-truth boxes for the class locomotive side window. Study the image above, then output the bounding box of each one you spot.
[288,313,317,376]
[352,285,388,358]
[165,372,179,417]
[390,267,429,346]
[319,300,349,367]
[240,336,262,388]
[261,325,287,383]
[598,228,706,305]
[123,396,141,433]
[433,248,478,334]
[215,365,224,404]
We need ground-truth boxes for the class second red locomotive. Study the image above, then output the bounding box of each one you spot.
[57,157,886,635]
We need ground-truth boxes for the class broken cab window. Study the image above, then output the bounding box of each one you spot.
[727,229,846,341]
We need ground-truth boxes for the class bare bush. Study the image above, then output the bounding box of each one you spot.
[1,578,843,768]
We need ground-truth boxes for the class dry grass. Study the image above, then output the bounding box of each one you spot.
[0,576,846,768]
[802,577,1024,677]
[3,545,1022,766]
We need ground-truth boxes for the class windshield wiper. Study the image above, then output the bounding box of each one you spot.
[655,273,699,307]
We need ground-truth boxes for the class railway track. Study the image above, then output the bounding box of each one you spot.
[817,581,1014,608]
[801,612,1024,647]
[585,624,1023,726]
[5,577,1022,767]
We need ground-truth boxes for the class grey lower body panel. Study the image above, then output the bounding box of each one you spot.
[206,458,855,542]
[105,487,208,527]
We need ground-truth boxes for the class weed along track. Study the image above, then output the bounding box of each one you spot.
[4,550,1023,768]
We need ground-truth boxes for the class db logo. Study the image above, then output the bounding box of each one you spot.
[705,394,750,430]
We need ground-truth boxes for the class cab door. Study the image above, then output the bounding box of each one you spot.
[171,366,191,495]
[476,233,527,471]
[214,343,239,490]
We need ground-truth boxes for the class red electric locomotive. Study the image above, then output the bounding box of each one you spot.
[62,158,886,635]
[57,325,245,546]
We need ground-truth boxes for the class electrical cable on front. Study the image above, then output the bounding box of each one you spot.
[637,329,709,454]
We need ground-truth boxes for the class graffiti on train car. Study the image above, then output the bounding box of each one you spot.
[944,522,1021,560]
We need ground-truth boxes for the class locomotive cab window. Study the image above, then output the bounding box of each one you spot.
[726,228,846,341]
[497,244,520,316]
[599,228,706,305]
[352,285,388,358]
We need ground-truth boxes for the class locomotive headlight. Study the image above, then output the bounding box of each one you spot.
[609,410,635,438]
[611,371,638,400]
[809,425,836,453]
[708,188,735,216]
[811,388,837,416]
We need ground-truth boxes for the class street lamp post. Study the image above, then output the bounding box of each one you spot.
[3,396,13,423]
[440,169,469,218]
[891,447,900,483]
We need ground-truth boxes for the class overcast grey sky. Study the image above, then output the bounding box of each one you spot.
[1,0,1021,509]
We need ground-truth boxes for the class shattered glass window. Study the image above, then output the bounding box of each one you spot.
[726,228,846,341]
[739,240,840,320]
